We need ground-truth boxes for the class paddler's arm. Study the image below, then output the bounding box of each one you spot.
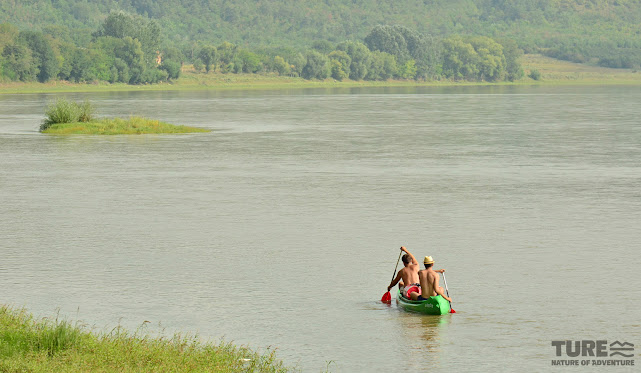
[433,276,451,302]
[400,246,418,265]
[435,269,445,273]
[388,271,403,291]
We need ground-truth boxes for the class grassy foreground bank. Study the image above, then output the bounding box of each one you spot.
[0,306,293,372]
[42,117,210,135]
[3,54,641,95]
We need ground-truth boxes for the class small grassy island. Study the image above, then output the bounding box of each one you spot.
[0,306,292,372]
[40,99,209,135]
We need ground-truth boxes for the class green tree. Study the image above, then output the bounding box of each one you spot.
[336,41,371,80]
[93,11,161,67]
[117,37,144,71]
[113,58,130,82]
[329,60,347,80]
[236,49,261,73]
[217,41,237,73]
[192,58,204,73]
[366,50,396,80]
[398,59,417,80]
[160,60,181,79]
[42,25,74,46]
[2,43,38,81]
[198,45,217,72]
[0,24,19,80]
[139,67,168,84]
[19,31,59,82]
[289,53,305,77]
[364,25,410,64]
[442,36,479,81]
[161,46,185,65]
[311,40,334,54]
[365,25,440,80]
[112,37,145,83]
[56,41,75,81]
[441,35,511,81]
[328,50,351,79]
[0,23,19,51]
[89,48,113,82]
[499,38,524,81]
[160,46,185,77]
[468,36,506,81]
[68,48,93,82]
[301,50,330,79]
[273,55,290,76]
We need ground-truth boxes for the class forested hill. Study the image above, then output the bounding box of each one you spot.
[2,0,641,68]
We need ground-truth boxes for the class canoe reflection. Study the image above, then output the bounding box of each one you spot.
[395,312,452,369]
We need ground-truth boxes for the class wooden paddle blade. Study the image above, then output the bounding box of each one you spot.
[381,291,391,303]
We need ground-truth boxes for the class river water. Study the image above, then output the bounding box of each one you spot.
[1,86,639,371]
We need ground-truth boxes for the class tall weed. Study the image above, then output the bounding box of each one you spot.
[0,307,81,358]
[34,318,83,356]
[76,100,95,122]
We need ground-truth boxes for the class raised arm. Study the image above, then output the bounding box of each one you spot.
[400,246,418,266]
[435,269,445,273]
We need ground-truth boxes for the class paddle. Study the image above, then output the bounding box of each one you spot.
[381,249,403,304]
[441,272,456,313]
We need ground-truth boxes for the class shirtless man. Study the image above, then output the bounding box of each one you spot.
[387,246,420,297]
[410,256,452,302]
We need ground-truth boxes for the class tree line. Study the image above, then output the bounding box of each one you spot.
[1,14,523,84]
[0,13,178,84]
[2,0,640,70]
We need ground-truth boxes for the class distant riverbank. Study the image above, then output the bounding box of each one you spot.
[0,306,293,372]
[1,54,640,95]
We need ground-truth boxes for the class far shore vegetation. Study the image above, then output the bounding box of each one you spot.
[40,99,209,135]
[0,305,293,372]
[4,54,641,97]
[3,7,641,92]
[2,1,641,79]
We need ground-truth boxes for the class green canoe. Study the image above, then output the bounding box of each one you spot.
[395,289,451,315]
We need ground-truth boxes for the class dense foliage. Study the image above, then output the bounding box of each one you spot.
[1,0,639,84]
[1,0,640,70]
[0,12,523,84]
[0,12,177,84]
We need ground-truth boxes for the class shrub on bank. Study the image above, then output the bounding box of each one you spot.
[529,69,542,80]
[40,99,95,131]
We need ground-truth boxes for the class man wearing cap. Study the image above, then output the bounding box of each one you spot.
[410,256,451,302]
[387,246,420,298]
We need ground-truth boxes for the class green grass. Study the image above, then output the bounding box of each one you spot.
[41,117,210,135]
[0,306,294,372]
[520,54,641,84]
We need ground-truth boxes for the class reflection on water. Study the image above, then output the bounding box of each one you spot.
[397,313,451,358]
[1,86,640,372]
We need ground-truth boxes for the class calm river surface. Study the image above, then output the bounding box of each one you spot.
[1,86,640,372]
